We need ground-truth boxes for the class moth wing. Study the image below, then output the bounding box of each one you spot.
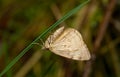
[50,28,91,60]
[45,26,64,48]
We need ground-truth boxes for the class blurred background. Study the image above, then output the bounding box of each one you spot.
[0,0,120,77]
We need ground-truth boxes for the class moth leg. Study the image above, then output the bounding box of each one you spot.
[40,39,45,46]
[32,38,45,48]
[31,42,42,47]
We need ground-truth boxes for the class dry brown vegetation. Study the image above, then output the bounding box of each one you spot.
[0,0,120,77]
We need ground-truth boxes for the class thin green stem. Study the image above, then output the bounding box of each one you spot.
[0,0,89,76]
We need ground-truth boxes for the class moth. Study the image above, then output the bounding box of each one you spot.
[43,26,91,60]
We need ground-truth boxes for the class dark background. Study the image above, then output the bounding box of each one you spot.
[0,0,120,77]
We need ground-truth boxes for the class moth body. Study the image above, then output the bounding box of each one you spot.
[44,26,91,60]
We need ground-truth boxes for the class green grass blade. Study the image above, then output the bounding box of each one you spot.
[0,0,89,76]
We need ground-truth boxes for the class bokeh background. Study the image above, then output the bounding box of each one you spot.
[0,0,120,77]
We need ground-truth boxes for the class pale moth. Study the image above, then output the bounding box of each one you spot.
[44,26,91,60]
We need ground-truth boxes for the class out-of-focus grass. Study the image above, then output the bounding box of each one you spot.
[0,0,90,77]
[0,0,120,77]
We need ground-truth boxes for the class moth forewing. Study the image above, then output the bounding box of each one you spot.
[44,26,64,48]
[44,26,91,61]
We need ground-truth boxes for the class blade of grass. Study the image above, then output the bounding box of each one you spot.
[0,0,90,76]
